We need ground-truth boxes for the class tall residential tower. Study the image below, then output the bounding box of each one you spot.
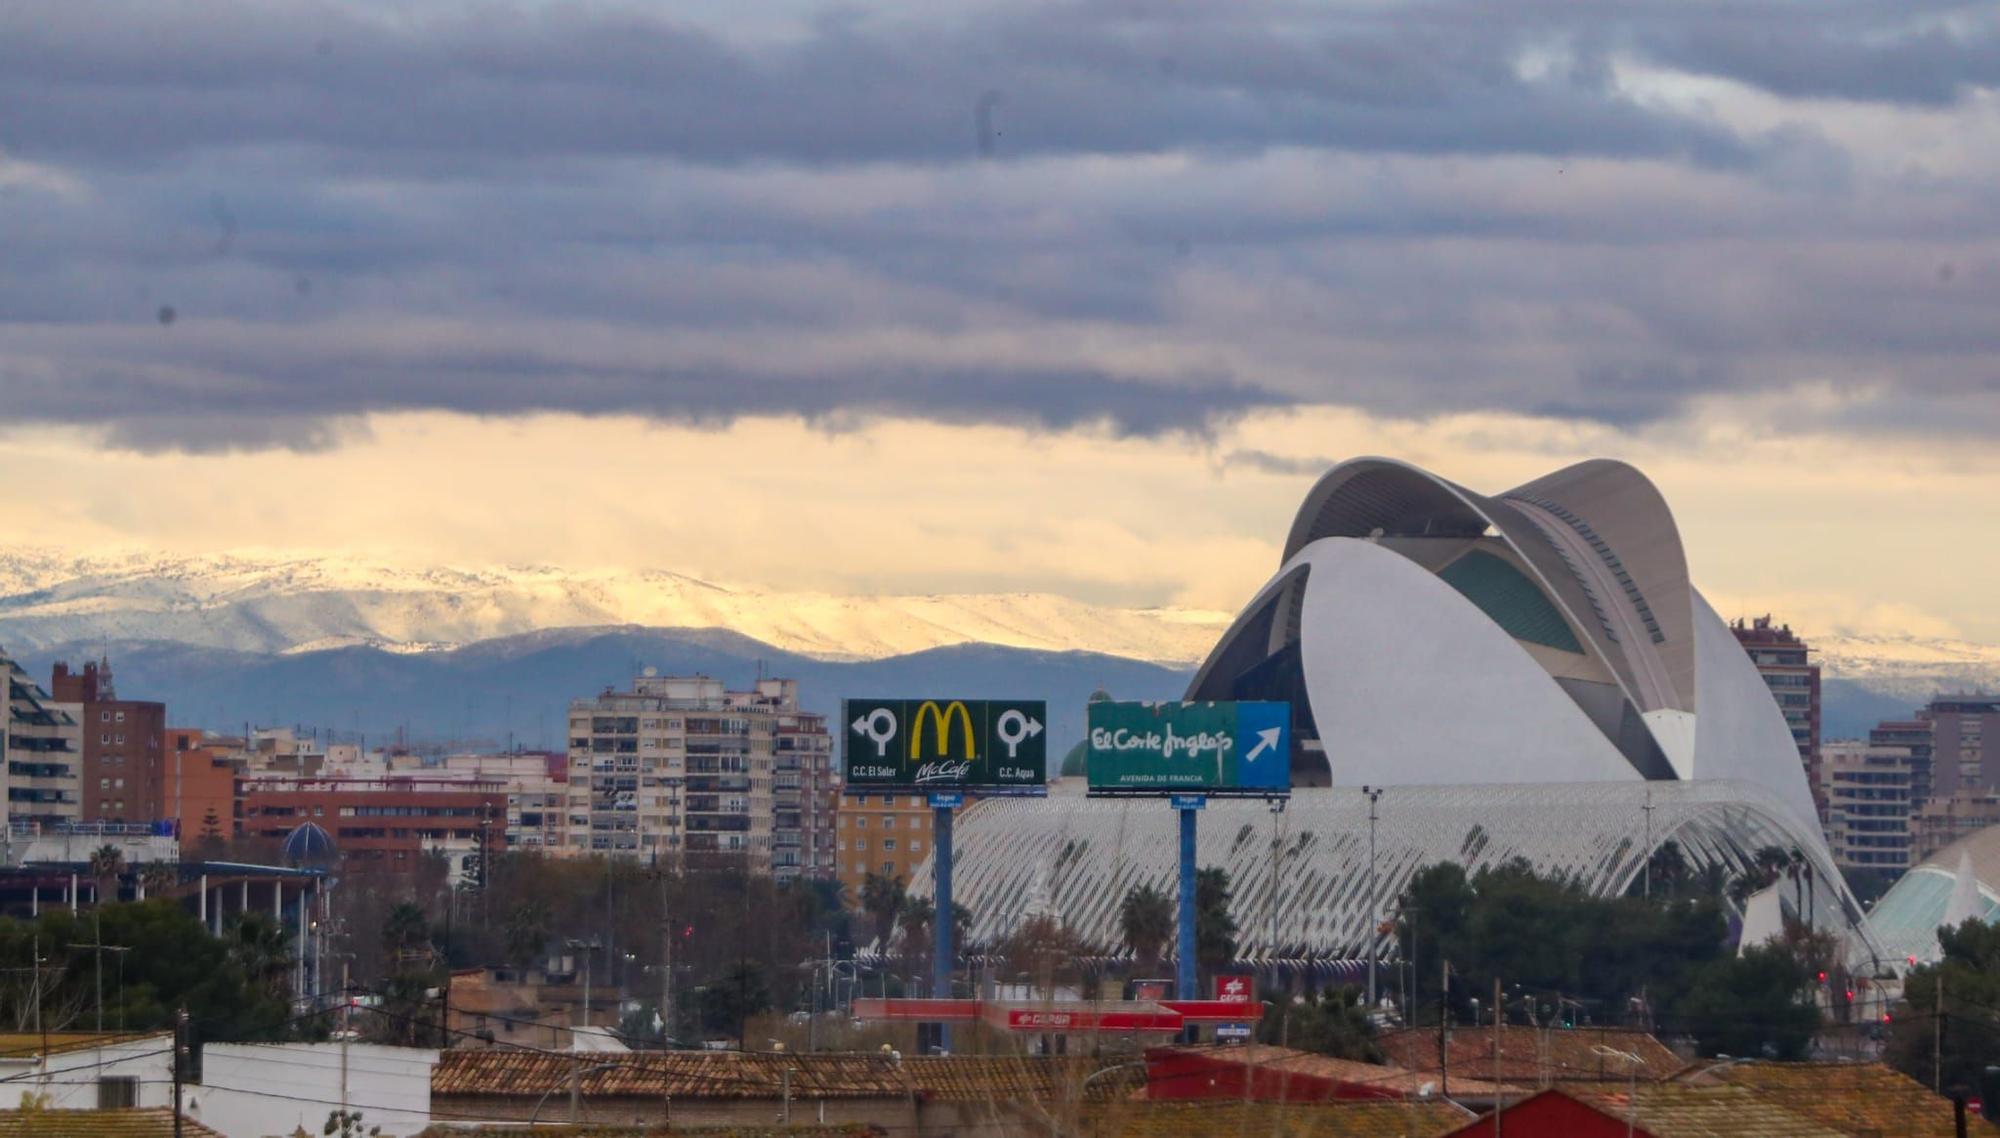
[564,673,834,877]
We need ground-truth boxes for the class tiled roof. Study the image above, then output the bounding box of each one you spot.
[1677,1059,2000,1137]
[1578,1085,1850,1138]
[0,1032,171,1059]
[0,1109,223,1138]
[433,1049,1143,1103]
[1150,1045,1519,1100]
[1377,1024,1684,1085]
[416,1126,874,1138]
[1083,1099,1472,1138]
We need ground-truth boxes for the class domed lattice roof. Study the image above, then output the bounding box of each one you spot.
[282,821,337,865]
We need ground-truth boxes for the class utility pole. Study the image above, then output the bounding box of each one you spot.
[660,916,675,1046]
[172,1007,188,1138]
[1642,788,1654,900]
[1493,975,1503,1138]
[1363,787,1383,1009]
[1935,971,1945,1092]
[1438,957,1449,1100]
[1267,799,1284,992]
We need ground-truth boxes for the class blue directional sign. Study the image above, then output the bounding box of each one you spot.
[1085,700,1292,797]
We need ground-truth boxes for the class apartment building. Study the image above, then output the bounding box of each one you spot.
[167,726,244,845]
[1819,739,1913,871]
[239,774,507,871]
[835,791,934,901]
[1926,694,2000,799]
[437,752,567,851]
[1731,616,1821,810]
[1912,788,2000,864]
[49,658,167,824]
[563,673,834,878]
[3,647,83,828]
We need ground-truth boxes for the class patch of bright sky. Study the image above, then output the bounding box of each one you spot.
[1,393,1991,643]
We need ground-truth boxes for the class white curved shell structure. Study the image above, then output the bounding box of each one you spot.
[929,458,1883,967]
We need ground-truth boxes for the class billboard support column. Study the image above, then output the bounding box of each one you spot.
[1177,801,1198,1013]
[931,794,959,1053]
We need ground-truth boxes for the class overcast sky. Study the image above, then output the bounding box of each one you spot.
[1,0,1996,641]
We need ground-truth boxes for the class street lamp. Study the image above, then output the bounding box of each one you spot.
[1591,1045,1647,1138]
[565,937,603,1032]
[1362,786,1384,1009]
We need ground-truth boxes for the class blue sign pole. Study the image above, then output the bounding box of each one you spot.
[1174,796,1203,1007]
[930,793,960,1052]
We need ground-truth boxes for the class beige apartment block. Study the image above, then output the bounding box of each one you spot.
[564,673,834,878]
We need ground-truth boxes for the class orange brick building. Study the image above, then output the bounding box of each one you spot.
[238,775,506,869]
[49,659,167,824]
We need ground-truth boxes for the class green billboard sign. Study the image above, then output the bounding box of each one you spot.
[841,698,1048,794]
[1085,700,1292,797]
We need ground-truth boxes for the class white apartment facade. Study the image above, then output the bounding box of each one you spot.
[564,674,834,877]
[1820,738,1914,871]
[3,646,83,829]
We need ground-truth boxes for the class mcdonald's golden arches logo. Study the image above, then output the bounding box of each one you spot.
[909,700,978,760]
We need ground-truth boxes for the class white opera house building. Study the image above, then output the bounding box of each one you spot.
[930,457,1887,975]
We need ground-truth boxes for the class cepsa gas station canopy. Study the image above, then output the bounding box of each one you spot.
[852,998,1260,1036]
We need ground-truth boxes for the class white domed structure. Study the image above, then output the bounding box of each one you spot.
[931,457,1884,969]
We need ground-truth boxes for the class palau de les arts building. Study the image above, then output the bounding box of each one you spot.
[929,457,1890,972]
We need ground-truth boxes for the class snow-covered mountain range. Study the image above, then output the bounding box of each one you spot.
[1,546,1991,745]
[2,546,1994,696]
[0,547,1231,665]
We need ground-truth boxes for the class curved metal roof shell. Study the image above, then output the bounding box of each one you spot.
[1869,825,2000,967]
[930,778,1884,966]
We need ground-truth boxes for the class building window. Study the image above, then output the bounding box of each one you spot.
[882,817,895,829]
[911,839,924,853]
[855,839,868,851]
[97,1077,139,1108]
[882,839,896,851]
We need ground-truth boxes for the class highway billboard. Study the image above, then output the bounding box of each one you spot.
[1085,700,1291,797]
[841,698,1048,794]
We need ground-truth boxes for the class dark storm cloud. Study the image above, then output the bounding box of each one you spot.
[0,0,1760,168]
[1,0,1998,450]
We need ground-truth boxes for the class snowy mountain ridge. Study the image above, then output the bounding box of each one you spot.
[1,547,1995,697]
[0,546,1233,665]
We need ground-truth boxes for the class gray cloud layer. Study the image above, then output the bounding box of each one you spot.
[1,0,1997,448]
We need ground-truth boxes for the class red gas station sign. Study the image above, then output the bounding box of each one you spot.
[1214,975,1253,1001]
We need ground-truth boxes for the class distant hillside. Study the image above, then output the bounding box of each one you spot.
[16,627,1195,754]
[0,546,1227,664]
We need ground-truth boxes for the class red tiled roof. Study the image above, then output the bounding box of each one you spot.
[433,1049,1141,1103]
[0,1109,223,1138]
[1146,1045,1518,1102]
[1675,1059,2000,1137]
[1377,1024,1684,1085]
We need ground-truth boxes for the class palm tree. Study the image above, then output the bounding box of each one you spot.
[139,861,177,899]
[226,912,295,1001]
[1119,884,1174,974]
[503,901,552,968]
[1800,844,1816,916]
[87,845,125,906]
[1195,867,1238,984]
[860,872,906,951]
[382,902,433,965]
[897,895,935,961]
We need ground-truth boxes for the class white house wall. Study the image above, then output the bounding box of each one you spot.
[194,1042,438,1138]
